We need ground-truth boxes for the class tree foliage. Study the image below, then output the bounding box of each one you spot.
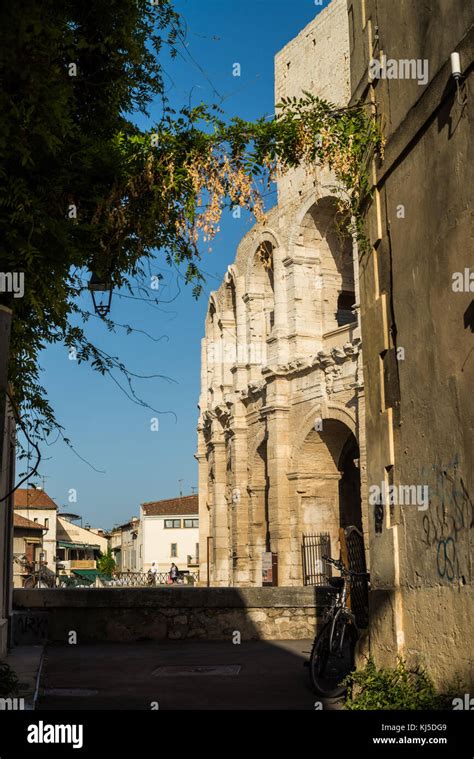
[0,0,383,460]
[97,548,116,577]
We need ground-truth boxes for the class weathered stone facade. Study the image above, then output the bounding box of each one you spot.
[197,0,368,587]
[347,0,473,688]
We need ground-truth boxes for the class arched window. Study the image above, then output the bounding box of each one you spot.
[297,197,355,335]
[336,290,356,327]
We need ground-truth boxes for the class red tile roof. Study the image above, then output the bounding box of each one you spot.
[142,494,198,517]
[14,487,58,510]
[13,513,45,531]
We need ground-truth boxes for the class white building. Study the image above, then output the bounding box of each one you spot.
[14,487,58,577]
[140,495,199,577]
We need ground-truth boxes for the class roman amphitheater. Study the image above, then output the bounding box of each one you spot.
[197,0,369,586]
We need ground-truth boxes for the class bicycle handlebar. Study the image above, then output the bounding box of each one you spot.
[322,555,369,578]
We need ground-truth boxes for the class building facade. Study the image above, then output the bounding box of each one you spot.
[197,0,368,587]
[347,0,473,688]
[14,487,58,578]
[116,517,141,572]
[140,495,199,575]
[56,516,108,577]
[12,514,46,588]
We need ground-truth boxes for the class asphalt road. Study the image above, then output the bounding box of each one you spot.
[38,639,343,710]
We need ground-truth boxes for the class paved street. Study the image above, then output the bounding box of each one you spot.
[38,640,343,710]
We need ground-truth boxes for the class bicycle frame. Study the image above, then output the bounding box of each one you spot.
[326,579,358,656]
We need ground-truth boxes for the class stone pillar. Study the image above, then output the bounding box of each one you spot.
[283,253,323,356]
[267,248,289,366]
[212,437,231,585]
[219,316,235,395]
[232,275,248,394]
[229,407,250,585]
[196,427,209,586]
[243,292,266,383]
[247,485,267,585]
[263,379,292,585]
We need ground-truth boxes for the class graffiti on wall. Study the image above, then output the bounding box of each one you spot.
[420,456,473,582]
[12,611,48,645]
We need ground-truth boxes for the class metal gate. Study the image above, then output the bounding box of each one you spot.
[302,532,331,586]
[340,525,369,628]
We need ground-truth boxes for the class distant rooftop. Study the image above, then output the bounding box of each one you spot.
[13,513,45,531]
[14,487,58,510]
[142,494,198,517]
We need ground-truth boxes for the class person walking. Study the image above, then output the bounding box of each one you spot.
[148,562,158,585]
[169,562,179,583]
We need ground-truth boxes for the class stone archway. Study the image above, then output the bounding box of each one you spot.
[338,431,362,532]
[292,418,362,570]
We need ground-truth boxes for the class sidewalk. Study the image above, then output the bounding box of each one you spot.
[37,639,344,710]
[3,644,44,710]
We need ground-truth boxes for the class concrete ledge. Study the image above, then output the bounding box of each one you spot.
[13,586,326,609]
[12,587,328,643]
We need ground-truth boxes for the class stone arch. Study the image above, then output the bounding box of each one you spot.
[288,403,361,573]
[289,194,356,334]
[288,401,356,474]
[244,229,281,288]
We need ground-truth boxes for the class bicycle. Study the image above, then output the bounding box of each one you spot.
[308,555,369,698]
[23,565,56,589]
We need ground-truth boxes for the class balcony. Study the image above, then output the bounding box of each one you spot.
[70,559,96,570]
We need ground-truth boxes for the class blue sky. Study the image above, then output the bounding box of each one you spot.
[30,0,330,530]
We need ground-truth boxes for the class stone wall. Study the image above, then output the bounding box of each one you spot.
[347,0,474,689]
[275,0,350,206]
[12,587,325,643]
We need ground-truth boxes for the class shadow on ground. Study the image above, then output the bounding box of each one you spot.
[37,639,344,710]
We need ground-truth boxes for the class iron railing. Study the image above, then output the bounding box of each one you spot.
[102,571,199,586]
[302,532,331,586]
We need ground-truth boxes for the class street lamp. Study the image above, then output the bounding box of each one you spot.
[88,272,113,318]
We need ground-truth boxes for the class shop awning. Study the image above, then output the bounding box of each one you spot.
[71,569,98,580]
[58,541,100,550]
[71,569,112,582]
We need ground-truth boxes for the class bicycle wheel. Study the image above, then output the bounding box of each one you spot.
[309,620,357,698]
[23,575,36,589]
